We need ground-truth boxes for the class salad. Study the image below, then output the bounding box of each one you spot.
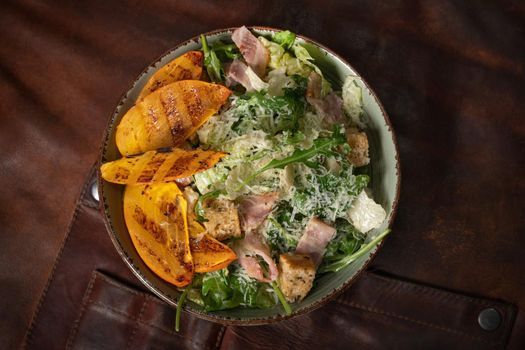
[100,26,389,326]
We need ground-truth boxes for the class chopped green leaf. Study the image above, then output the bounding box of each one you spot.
[271,30,296,50]
[200,34,223,82]
[318,229,391,273]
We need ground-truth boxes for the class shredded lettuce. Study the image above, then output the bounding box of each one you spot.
[342,76,365,127]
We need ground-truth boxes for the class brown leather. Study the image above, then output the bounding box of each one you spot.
[1,0,524,349]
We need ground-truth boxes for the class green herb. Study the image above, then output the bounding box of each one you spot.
[271,281,292,315]
[198,268,277,311]
[230,78,307,136]
[200,34,223,82]
[271,30,296,50]
[195,189,223,223]
[236,126,347,192]
[213,42,241,60]
[318,229,391,273]
[175,282,191,332]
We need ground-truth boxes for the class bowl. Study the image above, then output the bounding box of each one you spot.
[98,26,400,325]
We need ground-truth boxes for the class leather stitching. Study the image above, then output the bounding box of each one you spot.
[88,300,214,350]
[22,166,97,349]
[214,326,226,350]
[336,299,501,347]
[125,297,147,350]
[369,273,497,307]
[65,271,99,349]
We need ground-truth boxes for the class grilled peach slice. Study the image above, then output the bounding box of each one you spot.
[116,80,231,156]
[188,219,237,273]
[123,183,193,287]
[138,51,203,101]
[100,147,226,185]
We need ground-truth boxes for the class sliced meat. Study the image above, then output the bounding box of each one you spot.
[202,198,242,241]
[307,72,345,124]
[346,127,370,167]
[238,192,279,232]
[278,254,316,302]
[225,59,268,92]
[295,217,337,266]
[231,26,269,77]
[234,231,279,282]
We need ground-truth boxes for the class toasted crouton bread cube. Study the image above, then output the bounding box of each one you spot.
[203,199,242,241]
[278,254,316,303]
[346,127,370,167]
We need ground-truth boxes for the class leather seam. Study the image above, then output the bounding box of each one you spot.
[367,273,497,307]
[214,326,227,350]
[89,300,214,349]
[65,271,99,349]
[337,299,501,347]
[125,297,147,350]
[22,166,97,349]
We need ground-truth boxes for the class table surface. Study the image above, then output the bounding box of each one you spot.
[1,0,524,348]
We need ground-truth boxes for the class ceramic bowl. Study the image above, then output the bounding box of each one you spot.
[98,27,400,325]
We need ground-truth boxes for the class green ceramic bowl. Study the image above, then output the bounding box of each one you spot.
[98,27,400,325]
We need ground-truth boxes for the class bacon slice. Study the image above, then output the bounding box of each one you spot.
[295,217,337,267]
[231,26,269,77]
[234,231,279,282]
[238,192,279,232]
[225,59,268,92]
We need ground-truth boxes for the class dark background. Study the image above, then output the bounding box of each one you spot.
[1,0,524,348]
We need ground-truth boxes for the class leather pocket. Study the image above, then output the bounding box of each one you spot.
[66,271,224,350]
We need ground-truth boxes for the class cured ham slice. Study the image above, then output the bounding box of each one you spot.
[295,217,337,266]
[231,26,269,77]
[225,59,268,92]
[234,231,279,282]
[238,192,279,232]
[307,72,345,124]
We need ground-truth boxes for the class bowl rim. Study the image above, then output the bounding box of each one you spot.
[97,26,401,325]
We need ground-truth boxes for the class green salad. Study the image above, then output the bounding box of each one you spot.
[176,27,389,321]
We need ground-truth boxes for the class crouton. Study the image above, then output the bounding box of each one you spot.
[346,127,370,167]
[278,254,316,303]
[203,199,242,241]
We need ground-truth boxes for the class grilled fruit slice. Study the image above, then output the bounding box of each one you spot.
[100,148,226,185]
[188,219,237,273]
[124,183,193,287]
[116,80,231,156]
[138,51,203,101]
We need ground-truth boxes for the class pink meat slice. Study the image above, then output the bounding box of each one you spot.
[306,72,345,124]
[238,192,279,232]
[231,26,269,77]
[234,231,279,282]
[295,217,337,266]
[225,59,265,92]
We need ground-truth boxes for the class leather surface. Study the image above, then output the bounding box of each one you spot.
[1,0,524,348]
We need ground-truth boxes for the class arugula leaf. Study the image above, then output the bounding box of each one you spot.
[323,219,364,263]
[234,125,347,192]
[213,42,241,60]
[201,270,241,311]
[318,229,391,273]
[230,79,307,136]
[198,268,277,311]
[200,34,223,82]
[271,30,296,50]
